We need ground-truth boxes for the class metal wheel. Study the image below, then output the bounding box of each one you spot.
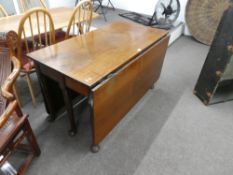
[154,0,180,26]
[91,145,100,153]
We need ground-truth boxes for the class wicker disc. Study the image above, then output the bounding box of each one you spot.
[186,0,231,45]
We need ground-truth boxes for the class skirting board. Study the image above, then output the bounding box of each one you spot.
[168,22,185,46]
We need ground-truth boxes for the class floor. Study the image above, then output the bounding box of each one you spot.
[14,8,233,175]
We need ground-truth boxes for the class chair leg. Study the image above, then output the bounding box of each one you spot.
[24,119,41,156]
[25,74,37,107]
[13,83,23,108]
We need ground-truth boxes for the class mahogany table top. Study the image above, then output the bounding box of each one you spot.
[28,21,168,87]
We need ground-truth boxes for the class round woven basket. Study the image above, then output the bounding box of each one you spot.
[185,0,231,45]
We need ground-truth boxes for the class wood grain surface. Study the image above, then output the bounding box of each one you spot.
[91,36,169,145]
[28,21,168,87]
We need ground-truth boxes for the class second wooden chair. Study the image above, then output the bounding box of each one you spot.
[65,0,93,39]
[16,7,55,106]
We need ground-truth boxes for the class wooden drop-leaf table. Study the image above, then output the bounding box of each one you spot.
[27,21,169,152]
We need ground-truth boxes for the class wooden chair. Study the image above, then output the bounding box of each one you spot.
[17,8,55,106]
[0,4,8,17]
[0,48,21,112]
[0,47,12,114]
[65,0,93,39]
[19,0,47,12]
[18,0,67,45]
[0,31,22,108]
[76,0,115,21]
[0,48,41,175]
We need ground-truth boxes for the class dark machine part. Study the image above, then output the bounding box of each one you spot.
[154,0,180,29]
[194,6,233,105]
[118,11,157,26]
[119,0,180,29]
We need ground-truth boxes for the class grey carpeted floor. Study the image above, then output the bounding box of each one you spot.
[15,8,233,175]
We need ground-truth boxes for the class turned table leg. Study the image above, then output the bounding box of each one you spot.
[59,81,77,136]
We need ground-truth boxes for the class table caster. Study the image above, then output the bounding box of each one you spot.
[91,145,100,153]
[68,129,77,137]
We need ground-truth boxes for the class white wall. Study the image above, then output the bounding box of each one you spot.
[104,0,187,19]
[0,0,17,15]
[176,0,190,35]
[11,0,75,12]
[49,0,190,35]
[47,0,189,29]
[103,0,190,35]
[48,0,75,8]
[47,0,189,24]
[10,0,190,34]
[103,0,158,16]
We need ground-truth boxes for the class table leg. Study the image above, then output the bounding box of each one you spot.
[35,64,57,121]
[59,81,77,136]
[88,92,100,153]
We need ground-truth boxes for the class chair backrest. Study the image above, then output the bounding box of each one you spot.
[1,56,21,101]
[0,100,18,129]
[0,49,20,121]
[0,48,11,116]
[0,5,8,18]
[17,7,55,64]
[65,0,93,39]
[19,0,47,13]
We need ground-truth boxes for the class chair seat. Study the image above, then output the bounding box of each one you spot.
[21,55,35,72]
[0,114,27,152]
[20,39,39,72]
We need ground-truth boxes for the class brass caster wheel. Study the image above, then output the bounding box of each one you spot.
[91,145,100,153]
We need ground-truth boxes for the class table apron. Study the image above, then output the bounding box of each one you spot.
[90,35,170,146]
